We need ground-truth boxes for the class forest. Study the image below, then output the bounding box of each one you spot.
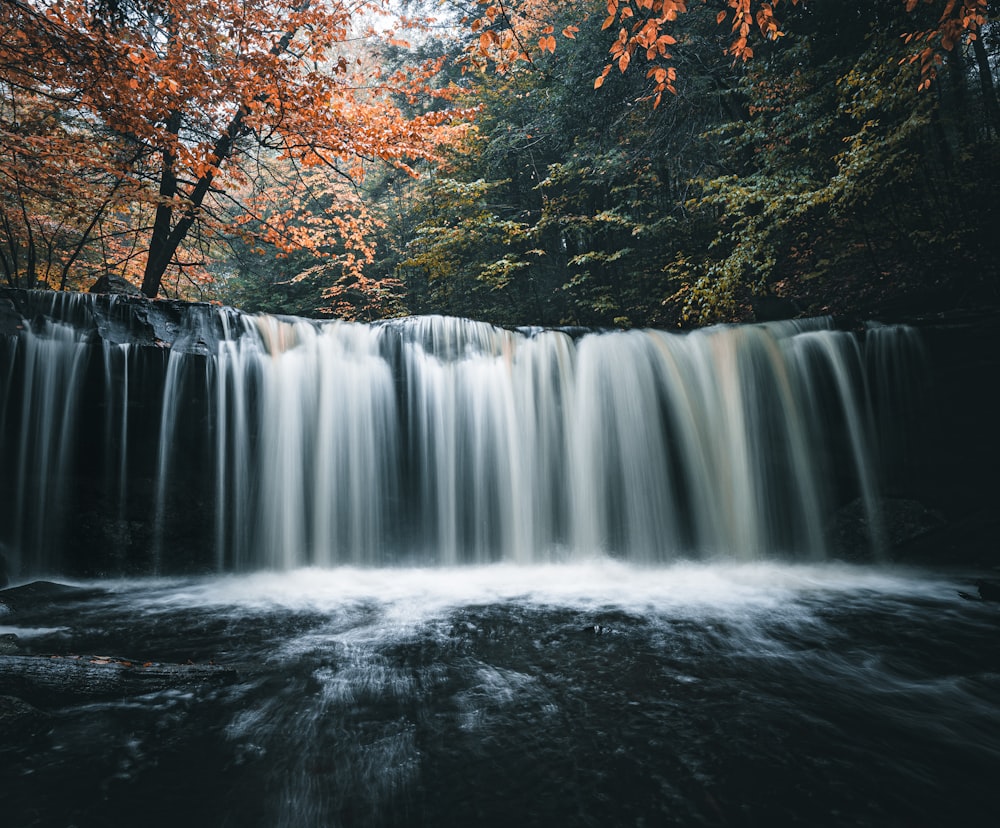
[2,0,998,328]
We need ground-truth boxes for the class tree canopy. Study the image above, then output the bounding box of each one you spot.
[2,0,998,322]
[1,0,471,297]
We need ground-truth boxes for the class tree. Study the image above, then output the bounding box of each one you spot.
[378,0,740,327]
[0,71,153,291]
[381,0,1000,325]
[3,0,994,316]
[0,0,472,297]
[468,1,991,102]
[655,0,1000,322]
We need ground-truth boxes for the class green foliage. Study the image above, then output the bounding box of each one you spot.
[362,2,739,328]
[225,0,1000,325]
[673,1,1000,323]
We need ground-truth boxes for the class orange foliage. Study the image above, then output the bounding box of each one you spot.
[467,0,798,106]
[0,0,473,299]
[465,0,588,74]
[901,1,989,90]
[2,0,978,303]
[470,0,982,105]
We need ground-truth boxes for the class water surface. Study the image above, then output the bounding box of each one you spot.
[2,562,997,827]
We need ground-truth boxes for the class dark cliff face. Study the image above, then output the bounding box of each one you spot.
[0,290,229,577]
[0,288,244,354]
[893,312,1000,563]
[0,288,996,577]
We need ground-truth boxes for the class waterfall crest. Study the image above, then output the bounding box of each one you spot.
[0,293,923,575]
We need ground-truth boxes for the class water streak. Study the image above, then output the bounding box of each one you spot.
[0,297,925,575]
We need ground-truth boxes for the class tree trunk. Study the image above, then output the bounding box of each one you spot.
[0,209,17,286]
[946,44,974,143]
[15,178,35,287]
[971,32,1000,137]
[140,110,182,298]
[60,176,126,291]
[138,2,313,300]
[140,108,247,298]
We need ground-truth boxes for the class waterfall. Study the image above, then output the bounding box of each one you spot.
[0,292,924,576]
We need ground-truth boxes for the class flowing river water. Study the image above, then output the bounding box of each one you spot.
[2,563,998,827]
[0,296,995,825]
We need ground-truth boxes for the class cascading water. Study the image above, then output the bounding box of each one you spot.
[3,292,997,828]
[3,316,90,572]
[0,294,920,576]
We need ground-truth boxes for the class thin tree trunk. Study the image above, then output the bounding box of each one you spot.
[140,110,182,297]
[15,178,35,286]
[59,177,126,291]
[0,209,18,286]
[857,211,883,279]
[947,44,974,143]
[972,32,1000,136]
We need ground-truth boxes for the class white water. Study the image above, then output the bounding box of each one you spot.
[3,560,997,828]
[202,315,908,568]
[0,300,923,575]
[99,561,963,625]
[4,297,993,828]
[7,318,90,571]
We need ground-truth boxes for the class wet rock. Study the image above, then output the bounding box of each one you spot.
[752,293,801,322]
[89,274,143,295]
[959,580,1000,602]
[830,498,948,560]
[892,508,1000,566]
[0,287,243,353]
[883,499,949,545]
[0,694,51,740]
[0,655,239,706]
[0,298,22,337]
[0,581,102,612]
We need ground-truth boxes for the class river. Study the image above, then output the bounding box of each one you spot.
[2,562,997,827]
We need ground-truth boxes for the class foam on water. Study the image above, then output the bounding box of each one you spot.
[0,624,69,637]
[89,561,965,623]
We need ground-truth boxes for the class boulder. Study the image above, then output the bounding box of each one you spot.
[89,274,143,296]
[0,581,107,613]
[0,694,51,740]
[829,498,948,561]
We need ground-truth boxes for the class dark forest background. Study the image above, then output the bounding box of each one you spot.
[4,1,1000,328]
